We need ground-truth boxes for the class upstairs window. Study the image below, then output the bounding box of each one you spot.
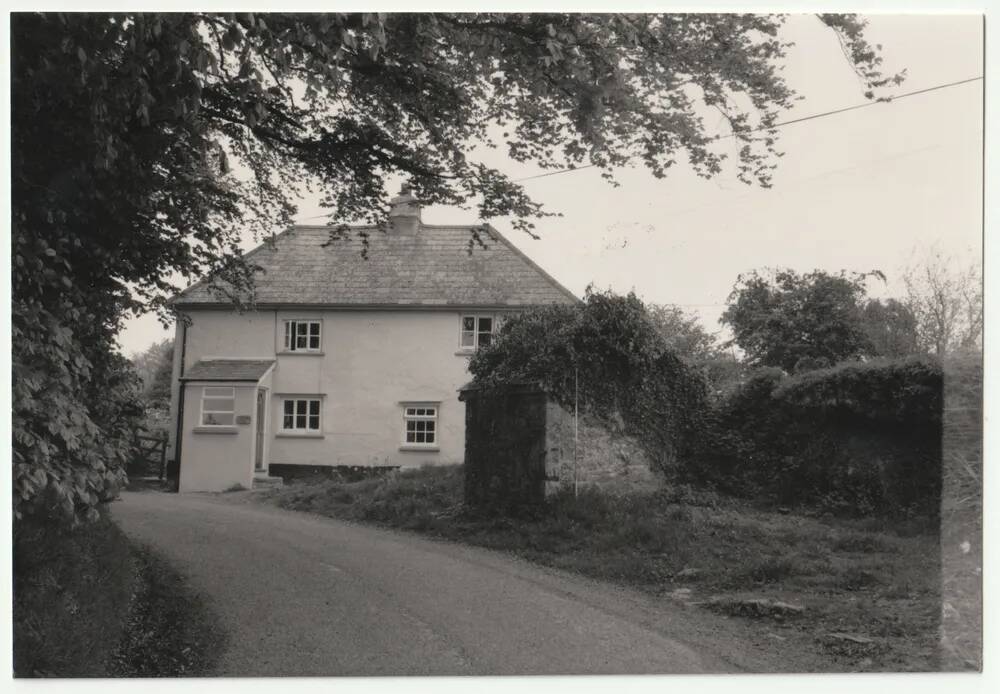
[282,398,321,432]
[402,404,437,446]
[201,386,235,426]
[460,315,498,350]
[284,320,321,352]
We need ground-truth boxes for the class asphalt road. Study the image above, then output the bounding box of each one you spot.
[112,491,795,676]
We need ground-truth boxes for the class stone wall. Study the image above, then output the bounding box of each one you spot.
[543,400,658,496]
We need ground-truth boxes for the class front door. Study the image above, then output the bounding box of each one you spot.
[255,388,267,471]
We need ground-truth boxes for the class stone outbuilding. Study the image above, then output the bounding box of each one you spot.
[458,382,658,509]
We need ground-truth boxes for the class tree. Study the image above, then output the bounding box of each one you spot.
[720,269,882,372]
[131,339,173,397]
[12,13,899,520]
[902,248,983,356]
[646,303,744,395]
[646,304,720,362]
[130,339,175,432]
[860,298,920,358]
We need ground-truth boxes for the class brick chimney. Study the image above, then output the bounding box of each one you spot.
[388,184,421,234]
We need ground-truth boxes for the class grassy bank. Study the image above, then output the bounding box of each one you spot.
[264,465,942,672]
[13,509,225,677]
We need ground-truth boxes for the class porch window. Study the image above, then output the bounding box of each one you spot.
[459,315,498,350]
[402,404,438,445]
[284,320,322,352]
[200,386,235,426]
[282,398,321,432]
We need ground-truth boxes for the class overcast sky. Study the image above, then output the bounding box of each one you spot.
[118,13,984,356]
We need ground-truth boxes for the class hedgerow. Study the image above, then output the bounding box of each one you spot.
[692,356,944,516]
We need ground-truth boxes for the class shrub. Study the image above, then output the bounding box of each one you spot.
[694,356,944,517]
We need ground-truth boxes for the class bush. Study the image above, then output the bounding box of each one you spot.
[692,356,944,517]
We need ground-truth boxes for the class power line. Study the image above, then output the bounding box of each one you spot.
[293,74,983,220]
[512,75,983,183]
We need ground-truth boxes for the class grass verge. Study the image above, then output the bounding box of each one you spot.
[263,465,942,672]
[108,544,227,676]
[13,508,225,677]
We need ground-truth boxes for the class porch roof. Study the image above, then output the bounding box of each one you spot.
[180,359,276,382]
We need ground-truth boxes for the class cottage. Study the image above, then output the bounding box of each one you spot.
[166,187,578,492]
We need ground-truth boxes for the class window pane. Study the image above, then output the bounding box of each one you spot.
[478,332,493,347]
[296,333,307,349]
[462,316,475,331]
[284,400,294,415]
[426,408,436,416]
[405,408,416,416]
[310,322,321,337]
[478,317,492,332]
[406,421,416,432]
[203,397,234,412]
[296,414,306,429]
[308,400,320,416]
[308,415,320,430]
[461,331,475,347]
[285,321,292,349]
[296,400,307,414]
[426,431,435,443]
[416,408,425,416]
[203,412,234,426]
[283,414,293,429]
[406,431,415,443]
[415,431,425,443]
[309,335,320,349]
[426,421,435,432]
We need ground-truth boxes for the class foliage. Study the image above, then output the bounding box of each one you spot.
[902,246,983,356]
[860,298,920,358]
[646,303,721,362]
[692,357,943,516]
[12,12,898,522]
[646,303,745,395]
[469,289,709,473]
[131,338,174,405]
[721,268,883,372]
[130,339,175,434]
[12,314,143,521]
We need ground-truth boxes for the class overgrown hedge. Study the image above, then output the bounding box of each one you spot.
[469,289,709,477]
[690,356,944,517]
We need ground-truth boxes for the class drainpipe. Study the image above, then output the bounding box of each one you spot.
[172,315,189,490]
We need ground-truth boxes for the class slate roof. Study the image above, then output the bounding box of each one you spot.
[171,224,579,308]
[180,359,276,382]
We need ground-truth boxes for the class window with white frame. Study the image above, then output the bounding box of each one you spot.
[402,404,438,446]
[283,320,322,352]
[200,386,235,426]
[460,315,500,350]
[281,398,322,432]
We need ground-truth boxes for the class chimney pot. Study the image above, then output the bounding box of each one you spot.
[389,184,421,233]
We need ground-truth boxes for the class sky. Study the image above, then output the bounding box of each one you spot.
[117,13,984,357]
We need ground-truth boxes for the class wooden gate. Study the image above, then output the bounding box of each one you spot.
[130,431,169,480]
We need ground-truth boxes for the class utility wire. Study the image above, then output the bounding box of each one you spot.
[512,75,983,183]
[293,75,982,220]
